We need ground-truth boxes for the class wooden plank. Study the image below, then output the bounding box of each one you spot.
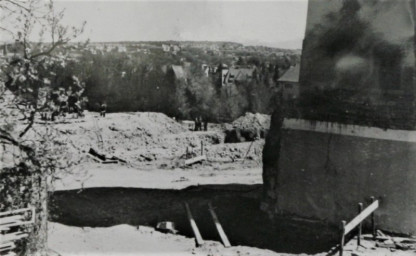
[86,153,103,163]
[0,219,33,229]
[339,220,346,256]
[0,242,15,252]
[371,196,376,239]
[184,203,204,246]
[1,232,28,242]
[184,155,206,166]
[242,140,255,164]
[0,207,33,217]
[102,160,118,164]
[344,200,379,235]
[208,203,231,247]
[357,203,363,246]
[0,215,23,225]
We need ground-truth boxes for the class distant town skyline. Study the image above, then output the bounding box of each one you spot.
[52,0,308,49]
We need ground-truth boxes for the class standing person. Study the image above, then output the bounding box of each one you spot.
[51,108,59,122]
[198,116,203,131]
[203,117,208,131]
[100,102,107,117]
[68,92,78,118]
[198,117,203,131]
[194,117,198,131]
[74,101,82,118]
[60,101,68,116]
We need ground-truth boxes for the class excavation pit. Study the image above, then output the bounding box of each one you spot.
[50,185,338,254]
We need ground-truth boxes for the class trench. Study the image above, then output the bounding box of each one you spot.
[49,184,338,254]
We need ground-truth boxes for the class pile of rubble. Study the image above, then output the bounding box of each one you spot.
[225,113,271,143]
[340,231,416,256]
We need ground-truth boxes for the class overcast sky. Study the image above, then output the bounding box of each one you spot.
[54,0,308,48]
[0,1,307,48]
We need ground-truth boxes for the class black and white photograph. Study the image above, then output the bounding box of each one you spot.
[0,0,415,255]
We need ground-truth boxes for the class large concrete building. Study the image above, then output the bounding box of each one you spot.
[263,0,416,234]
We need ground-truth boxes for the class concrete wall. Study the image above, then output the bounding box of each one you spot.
[263,119,416,234]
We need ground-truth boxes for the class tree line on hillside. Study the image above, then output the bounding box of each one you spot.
[60,48,298,122]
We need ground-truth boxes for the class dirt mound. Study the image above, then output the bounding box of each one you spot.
[205,141,264,162]
[232,113,271,131]
[40,112,190,164]
[46,112,238,166]
[225,113,271,143]
[22,111,262,168]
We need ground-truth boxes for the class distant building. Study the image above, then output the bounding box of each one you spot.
[171,45,181,54]
[162,44,180,54]
[162,44,170,52]
[182,61,191,69]
[278,64,300,100]
[201,64,210,77]
[171,65,187,80]
[220,64,229,86]
[118,45,127,52]
[162,65,188,83]
[209,44,220,51]
[221,66,256,86]
[0,41,25,61]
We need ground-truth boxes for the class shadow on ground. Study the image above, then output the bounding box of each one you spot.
[50,184,338,254]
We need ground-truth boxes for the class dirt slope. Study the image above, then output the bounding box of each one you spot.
[23,111,263,168]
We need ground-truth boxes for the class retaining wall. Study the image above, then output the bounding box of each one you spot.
[263,119,416,235]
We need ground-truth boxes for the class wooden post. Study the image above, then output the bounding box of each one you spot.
[357,203,363,246]
[340,220,346,256]
[242,140,254,164]
[371,196,376,240]
[201,141,204,156]
[184,203,204,247]
[208,203,231,247]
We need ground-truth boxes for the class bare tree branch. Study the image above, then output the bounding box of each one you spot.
[30,40,65,59]
[0,127,36,159]
[0,0,30,12]
[19,110,35,137]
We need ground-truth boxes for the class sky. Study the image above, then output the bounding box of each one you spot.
[0,0,308,49]
[54,0,308,48]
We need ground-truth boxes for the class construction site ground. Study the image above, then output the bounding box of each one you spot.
[42,111,265,191]
[339,236,415,256]
[44,111,279,256]
[23,111,412,256]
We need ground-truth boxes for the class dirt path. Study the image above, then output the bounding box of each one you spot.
[52,162,262,191]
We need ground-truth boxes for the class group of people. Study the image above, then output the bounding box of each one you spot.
[194,116,208,131]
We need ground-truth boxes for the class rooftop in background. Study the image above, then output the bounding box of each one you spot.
[278,65,300,83]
